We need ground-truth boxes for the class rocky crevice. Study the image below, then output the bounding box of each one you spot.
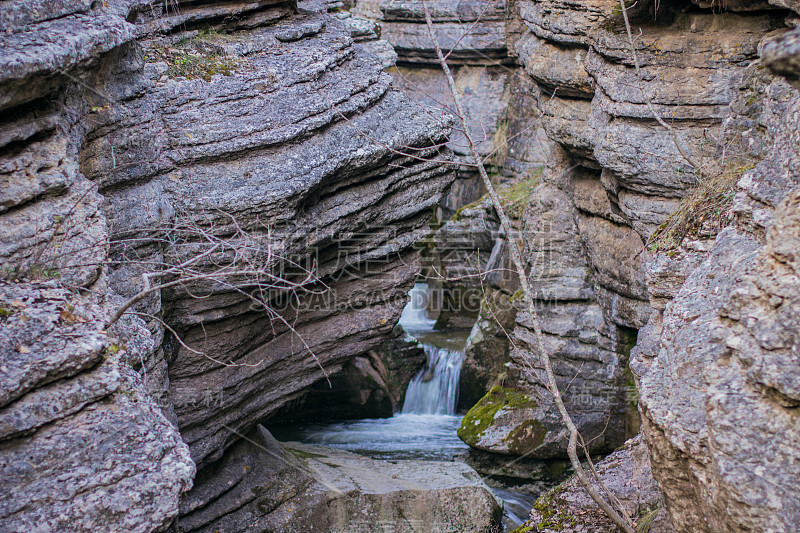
[2,0,800,530]
[361,0,800,530]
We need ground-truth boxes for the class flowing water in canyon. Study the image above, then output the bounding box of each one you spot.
[272,283,537,529]
[271,284,468,460]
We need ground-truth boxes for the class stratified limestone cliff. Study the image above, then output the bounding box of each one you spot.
[493,0,778,460]
[371,0,553,214]
[367,0,800,531]
[632,25,800,531]
[0,0,461,530]
[364,0,554,335]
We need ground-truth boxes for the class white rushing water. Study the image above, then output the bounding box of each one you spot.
[270,282,536,529]
[271,282,469,460]
[401,344,463,415]
[280,413,467,461]
[398,282,437,333]
[400,282,464,415]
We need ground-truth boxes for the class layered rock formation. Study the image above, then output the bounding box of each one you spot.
[633,27,800,531]
[364,0,554,337]
[370,0,553,217]
[269,329,427,422]
[366,0,800,530]
[429,0,797,461]
[0,0,465,529]
[3,0,800,530]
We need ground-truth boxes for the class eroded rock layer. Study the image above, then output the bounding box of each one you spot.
[0,0,459,529]
[367,0,800,530]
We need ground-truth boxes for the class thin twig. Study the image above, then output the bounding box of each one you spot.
[421,1,635,530]
[618,1,701,174]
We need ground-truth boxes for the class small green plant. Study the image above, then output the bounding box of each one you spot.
[167,52,238,81]
[635,505,662,533]
[525,484,577,531]
[107,343,124,355]
[27,265,61,280]
[146,29,241,81]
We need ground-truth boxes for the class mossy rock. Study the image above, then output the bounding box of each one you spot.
[457,385,537,447]
[522,483,577,532]
[504,419,547,455]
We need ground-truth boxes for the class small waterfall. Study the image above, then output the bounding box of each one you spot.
[402,344,464,415]
[398,282,437,333]
[399,282,465,415]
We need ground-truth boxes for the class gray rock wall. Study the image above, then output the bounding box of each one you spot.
[0,0,459,530]
[633,52,800,532]
[372,0,800,530]
[0,282,195,532]
[373,0,554,222]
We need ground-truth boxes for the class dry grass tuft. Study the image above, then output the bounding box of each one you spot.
[648,163,755,252]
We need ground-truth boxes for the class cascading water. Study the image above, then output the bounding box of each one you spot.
[400,282,465,415]
[398,282,437,332]
[401,345,463,415]
[270,282,469,460]
[269,282,537,529]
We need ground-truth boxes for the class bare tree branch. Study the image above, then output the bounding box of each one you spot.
[618,0,701,174]
[421,1,636,530]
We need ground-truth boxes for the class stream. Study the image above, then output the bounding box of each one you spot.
[271,283,536,529]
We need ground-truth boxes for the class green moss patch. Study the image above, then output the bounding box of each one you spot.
[511,483,578,532]
[167,52,238,81]
[531,484,577,531]
[450,169,542,223]
[457,385,537,446]
[451,198,484,222]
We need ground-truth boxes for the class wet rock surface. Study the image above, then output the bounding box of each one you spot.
[181,425,503,533]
